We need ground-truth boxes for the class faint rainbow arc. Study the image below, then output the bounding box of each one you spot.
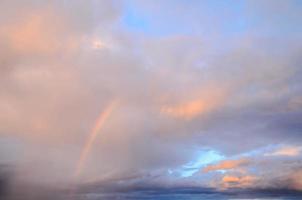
[74,100,118,178]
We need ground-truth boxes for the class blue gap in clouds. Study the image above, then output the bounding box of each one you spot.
[179,150,225,177]
[122,4,150,33]
[207,0,247,35]
[120,1,192,36]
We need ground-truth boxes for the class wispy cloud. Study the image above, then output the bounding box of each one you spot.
[265,146,301,157]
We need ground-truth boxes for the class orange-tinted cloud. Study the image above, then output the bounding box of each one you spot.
[266,146,301,157]
[289,170,302,190]
[1,9,78,55]
[161,97,207,120]
[221,175,257,189]
[203,158,250,172]
[160,86,226,120]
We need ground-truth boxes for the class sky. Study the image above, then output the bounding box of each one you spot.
[0,0,302,199]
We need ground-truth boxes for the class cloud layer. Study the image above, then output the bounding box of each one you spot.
[0,0,302,197]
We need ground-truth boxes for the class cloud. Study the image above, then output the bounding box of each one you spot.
[289,170,302,190]
[220,175,258,189]
[160,86,226,120]
[203,158,250,173]
[0,0,302,197]
[1,11,78,55]
[265,146,301,157]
